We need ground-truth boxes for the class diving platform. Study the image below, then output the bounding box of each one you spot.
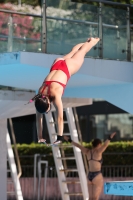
[0,52,133,114]
[104,181,133,196]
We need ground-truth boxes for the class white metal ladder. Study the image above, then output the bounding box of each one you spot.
[45,107,89,200]
[7,132,23,200]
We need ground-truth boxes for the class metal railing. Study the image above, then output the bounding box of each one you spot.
[44,0,133,61]
[7,158,133,200]
[78,0,132,7]
[0,9,42,52]
[0,0,132,61]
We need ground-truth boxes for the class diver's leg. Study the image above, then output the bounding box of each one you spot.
[66,37,100,75]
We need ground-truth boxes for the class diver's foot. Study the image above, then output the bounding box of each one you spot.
[87,37,100,46]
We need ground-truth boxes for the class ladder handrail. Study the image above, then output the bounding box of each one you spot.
[73,107,89,174]
[45,108,89,199]
[7,132,23,200]
[8,118,22,178]
[45,112,70,200]
[53,111,68,176]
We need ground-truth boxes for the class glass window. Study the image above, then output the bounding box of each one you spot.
[102,6,127,60]
[89,114,133,141]
[46,0,99,58]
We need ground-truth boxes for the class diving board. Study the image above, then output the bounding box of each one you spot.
[0,51,133,114]
[104,181,133,196]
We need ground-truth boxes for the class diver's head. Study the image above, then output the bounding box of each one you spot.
[25,94,55,114]
[35,95,51,114]
[92,138,102,148]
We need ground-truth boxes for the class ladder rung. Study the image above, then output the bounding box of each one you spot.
[65,192,83,196]
[63,133,71,135]
[60,169,78,172]
[7,192,15,195]
[7,181,13,184]
[52,133,70,136]
[55,145,73,148]
[50,121,68,124]
[57,157,75,160]
[63,180,80,184]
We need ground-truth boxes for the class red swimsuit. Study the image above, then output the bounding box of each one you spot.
[41,60,70,95]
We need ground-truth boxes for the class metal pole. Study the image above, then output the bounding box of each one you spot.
[8,14,13,52]
[43,161,48,200]
[8,119,22,178]
[98,2,103,58]
[72,108,89,174]
[126,6,131,61]
[42,0,47,53]
[34,154,40,199]
[37,160,48,200]
[18,0,21,8]
[37,160,41,200]
[34,154,46,200]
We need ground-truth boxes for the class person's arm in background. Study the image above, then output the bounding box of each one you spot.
[98,132,116,153]
[64,136,89,155]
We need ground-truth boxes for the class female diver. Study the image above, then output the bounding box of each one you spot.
[30,37,100,145]
[64,132,116,200]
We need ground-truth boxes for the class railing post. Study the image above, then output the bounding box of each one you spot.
[7,14,13,52]
[42,0,47,53]
[98,2,103,58]
[8,118,22,178]
[126,6,131,61]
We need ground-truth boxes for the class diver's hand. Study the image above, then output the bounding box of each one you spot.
[38,138,46,143]
[110,132,116,139]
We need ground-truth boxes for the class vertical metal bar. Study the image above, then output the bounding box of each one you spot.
[126,6,131,61]
[37,160,41,200]
[73,107,89,175]
[18,0,21,8]
[0,119,7,200]
[34,154,40,199]
[8,14,13,52]
[98,2,103,58]
[8,119,22,178]
[43,161,48,200]
[7,132,23,200]
[89,25,92,37]
[42,0,47,53]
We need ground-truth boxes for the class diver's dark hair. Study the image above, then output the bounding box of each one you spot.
[25,94,55,114]
[35,97,50,113]
[92,138,102,148]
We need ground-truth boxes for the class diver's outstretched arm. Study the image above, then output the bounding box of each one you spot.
[36,110,44,142]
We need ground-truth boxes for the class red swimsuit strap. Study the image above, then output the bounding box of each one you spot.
[41,81,66,96]
[41,81,51,95]
[49,80,66,87]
